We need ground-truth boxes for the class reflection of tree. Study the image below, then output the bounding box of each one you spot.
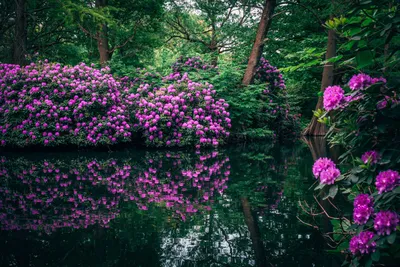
[241,197,268,267]
[0,143,342,266]
[156,143,340,266]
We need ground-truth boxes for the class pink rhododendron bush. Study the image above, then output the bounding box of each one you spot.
[0,61,231,148]
[0,61,135,147]
[134,72,231,147]
[312,73,399,266]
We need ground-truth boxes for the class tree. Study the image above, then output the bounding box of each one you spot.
[302,26,336,136]
[13,0,27,65]
[242,0,276,85]
[69,0,164,67]
[166,0,259,65]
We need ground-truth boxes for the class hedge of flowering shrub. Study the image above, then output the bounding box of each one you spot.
[134,72,231,147]
[171,56,217,73]
[313,73,399,266]
[0,61,137,147]
[0,60,232,148]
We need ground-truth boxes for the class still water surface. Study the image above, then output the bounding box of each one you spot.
[0,142,342,266]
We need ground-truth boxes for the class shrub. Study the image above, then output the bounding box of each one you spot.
[313,73,399,266]
[134,72,231,147]
[170,56,301,141]
[0,61,137,147]
[0,60,232,148]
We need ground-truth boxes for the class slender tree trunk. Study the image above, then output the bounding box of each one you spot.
[241,197,269,267]
[13,0,27,65]
[96,0,110,67]
[302,28,336,136]
[210,24,218,66]
[242,0,276,86]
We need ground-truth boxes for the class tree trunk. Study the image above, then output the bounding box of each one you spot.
[13,0,27,65]
[241,197,269,267]
[242,0,276,86]
[210,24,218,66]
[302,27,336,136]
[96,0,110,67]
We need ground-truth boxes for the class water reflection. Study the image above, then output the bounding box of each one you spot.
[0,144,342,266]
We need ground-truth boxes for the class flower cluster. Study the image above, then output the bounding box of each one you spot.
[312,157,340,184]
[0,61,136,147]
[322,73,388,112]
[353,194,374,225]
[171,56,217,73]
[255,57,286,91]
[348,73,386,91]
[349,231,376,255]
[323,86,345,111]
[375,170,399,194]
[134,72,231,147]
[374,211,399,236]
[361,150,380,165]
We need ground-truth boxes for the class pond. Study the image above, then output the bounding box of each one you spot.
[0,141,343,266]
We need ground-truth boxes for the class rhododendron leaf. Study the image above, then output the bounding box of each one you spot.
[315,183,326,191]
[371,250,380,261]
[387,233,396,244]
[365,258,372,267]
[328,185,338,199]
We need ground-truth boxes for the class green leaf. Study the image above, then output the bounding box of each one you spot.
[328,185,339,199]
[365,258,373,267]
[371,250,380,262]
[315,183,326,191]
[387,232,396,244]
[356,50,374,69]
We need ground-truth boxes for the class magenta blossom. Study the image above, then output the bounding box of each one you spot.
[375,170,399,194]
[349,231,376,255]
[323,86,345,111]
[353,194,374,225]
[374,211,399,236]
[312,157,340,184]
[361,150,380,165]
[348,73,386,91]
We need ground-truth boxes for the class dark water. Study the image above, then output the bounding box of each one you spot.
[0,142,342,267]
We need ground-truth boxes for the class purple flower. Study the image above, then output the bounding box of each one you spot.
[349,231,376,255]
[348,74,373,90]
[374,211,399,235]
[323,86,345,111]
[320,167,341,185]
[312,157,340,184]
[377,99,388,110]
[354,194,373,208]
[348,73,386,91]
[361,150,380,165]
[353,205,373,225]
[312,158,335,177]
[375,170,399,194]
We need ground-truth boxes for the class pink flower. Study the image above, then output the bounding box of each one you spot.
[375,170,399,194]
[323,86,345,111]
[374,211,399,235]
[361,150,380,165]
